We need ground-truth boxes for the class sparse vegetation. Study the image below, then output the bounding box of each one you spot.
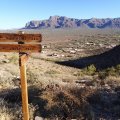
[0,98,21,120]
[27,68,42,87]
[98,64,120,80]
[9,54,18,64]
[83,64,97,75]
[0,29,120,119]
[45,69,60,76]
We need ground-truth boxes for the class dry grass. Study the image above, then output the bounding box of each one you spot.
[0,98,21,120]
[0,29,120,119]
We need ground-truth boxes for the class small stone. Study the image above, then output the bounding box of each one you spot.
[2,59,9,63]
[35,116,44,120]
[61,54,65,57]
[69,50,76,54]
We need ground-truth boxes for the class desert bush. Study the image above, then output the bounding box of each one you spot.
[0,98,21,120]
[116,64,120,75]
[116,64,120,70]
[83,64,96,75]
[45,69,59,75]
[9,54,18,64]
[0,69,14,88]
[98,71,108,80]
[106,67,117,76]
[27,68,42,86]
[98,64,120,79]
[73,71,84,77]
[102,66,120,77]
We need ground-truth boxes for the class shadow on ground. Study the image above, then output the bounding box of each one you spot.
[56,45,120,70]
[87,87,120,119]
[0,86,47,118]
[0,85,120,119]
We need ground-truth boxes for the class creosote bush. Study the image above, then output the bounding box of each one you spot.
[98,71,108,80]
[83,64,96,75]
[98,64,120,79]
[26,68,42,86]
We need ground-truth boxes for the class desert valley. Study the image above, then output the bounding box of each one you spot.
[0,16,120,119]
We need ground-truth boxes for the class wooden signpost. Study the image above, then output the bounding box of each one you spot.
[0,32,42,120]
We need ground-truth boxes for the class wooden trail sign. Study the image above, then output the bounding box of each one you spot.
[0,32,42,120]
[0,44,42,52]
[0,33,42,42]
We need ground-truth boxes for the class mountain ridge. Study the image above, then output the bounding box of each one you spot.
[24,16,120,29]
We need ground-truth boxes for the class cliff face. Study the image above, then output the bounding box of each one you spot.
[25,16,120,29]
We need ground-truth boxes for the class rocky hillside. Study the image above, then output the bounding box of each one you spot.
[25,16,120,29]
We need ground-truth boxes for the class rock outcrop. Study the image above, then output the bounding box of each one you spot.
[25,16,120,29]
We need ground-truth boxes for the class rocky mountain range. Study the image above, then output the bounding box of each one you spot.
[25,16,120,29]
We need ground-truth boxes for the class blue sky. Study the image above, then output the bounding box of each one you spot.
[0,0,120,29]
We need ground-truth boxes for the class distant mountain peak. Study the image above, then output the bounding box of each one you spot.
[24,16,120,29]
[49,15,61,19]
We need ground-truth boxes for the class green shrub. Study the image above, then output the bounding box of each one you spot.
[98,71,108,80]
[106,67,117,76]
[83,64,96,75]
[98,65,120,79]
[116,64,120,75]
[27,68,41,85]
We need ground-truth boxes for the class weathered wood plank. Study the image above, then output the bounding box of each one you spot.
[19,55,29,120]
[0,33,42,42]
[0,44,42,52]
